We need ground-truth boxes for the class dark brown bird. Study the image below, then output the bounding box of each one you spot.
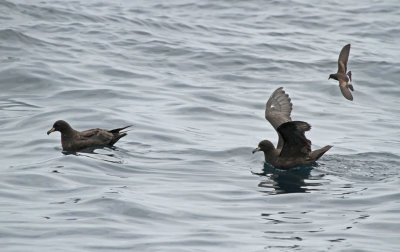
[47,120,131,152]
[329,44,354,101]
[252,87,332,169]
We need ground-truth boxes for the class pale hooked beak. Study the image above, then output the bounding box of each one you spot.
[252,147,261,154]
[47,127,55,135]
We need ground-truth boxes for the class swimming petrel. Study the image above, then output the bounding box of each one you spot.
[47,120,131,152]
[252,87,332,169]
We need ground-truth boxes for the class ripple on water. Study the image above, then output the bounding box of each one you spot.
[1,0,400,251]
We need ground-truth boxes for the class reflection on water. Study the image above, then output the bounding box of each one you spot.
[62,146,125,164]
[254,163,322,194]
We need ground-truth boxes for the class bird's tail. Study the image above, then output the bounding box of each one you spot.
[110,125,133,134]
[310,145,332,161]
[109,133,127,146]
[109,125,132,146]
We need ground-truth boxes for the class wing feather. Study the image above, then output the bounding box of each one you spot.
[339,81,353,101]
[337,44,350,73]
[265,87,293,149]
[277,121,311,158]
[76,129,114,147]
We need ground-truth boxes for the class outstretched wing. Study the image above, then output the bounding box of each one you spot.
[337,44,350,74]
[265,87,293,149]
[339,80,353,101]
[277,121,311,158]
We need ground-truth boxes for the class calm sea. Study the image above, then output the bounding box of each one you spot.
[1,0,399,251]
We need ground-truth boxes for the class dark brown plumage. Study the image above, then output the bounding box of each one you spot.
[47,120,130,151]
[253,87,332,169]
[329,44,354,101]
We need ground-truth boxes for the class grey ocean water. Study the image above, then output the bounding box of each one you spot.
[1,0,400,251]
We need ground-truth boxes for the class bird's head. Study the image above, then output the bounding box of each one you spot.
[328,74,338,80]
[47,120,72,135]
[252,140,275,154]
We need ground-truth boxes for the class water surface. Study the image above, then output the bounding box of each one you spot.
[1,0,400,251]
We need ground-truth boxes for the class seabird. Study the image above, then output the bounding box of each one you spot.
[329,44,354,101]
[252,87,332,169]
[47,120,130,152]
